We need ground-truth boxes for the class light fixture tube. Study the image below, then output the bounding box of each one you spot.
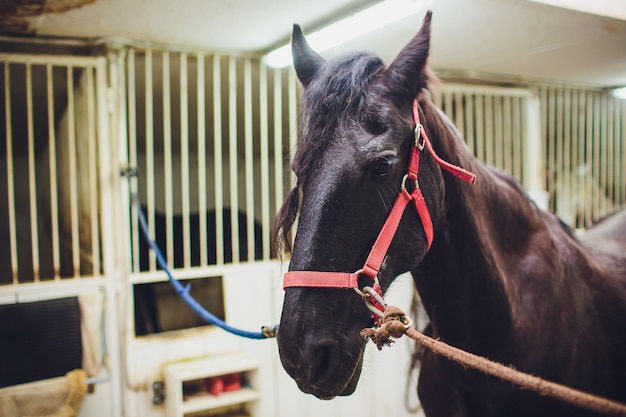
[612,87,626,100]
[263,0,431,68]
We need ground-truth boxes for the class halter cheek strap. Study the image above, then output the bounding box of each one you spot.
[283,99,476,322]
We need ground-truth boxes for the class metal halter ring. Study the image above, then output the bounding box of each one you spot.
[353,269,377,297]
[401,174,419,193]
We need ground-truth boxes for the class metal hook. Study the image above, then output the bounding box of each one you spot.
[359,286,386,318]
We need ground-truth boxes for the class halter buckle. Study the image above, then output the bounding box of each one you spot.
[414,123,425,151]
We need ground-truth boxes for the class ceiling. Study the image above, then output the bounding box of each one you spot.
[3,0,626,88]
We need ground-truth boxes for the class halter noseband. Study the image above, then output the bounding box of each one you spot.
[283,100,476,323]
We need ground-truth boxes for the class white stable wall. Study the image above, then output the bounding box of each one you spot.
[109,261,421,417]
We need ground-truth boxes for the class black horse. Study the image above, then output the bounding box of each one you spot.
[273,12,626,417]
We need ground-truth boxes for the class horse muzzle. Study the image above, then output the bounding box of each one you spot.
[277,325,366,399]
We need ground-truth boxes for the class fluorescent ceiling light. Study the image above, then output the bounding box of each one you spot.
[612,87,626,99]
[527,0,626,21]
[263,0,432,68]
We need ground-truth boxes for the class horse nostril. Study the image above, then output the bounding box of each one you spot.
[306,339,339,383]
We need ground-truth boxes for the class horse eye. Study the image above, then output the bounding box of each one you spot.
[373,157,393,176]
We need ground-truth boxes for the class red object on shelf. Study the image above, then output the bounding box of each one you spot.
[206,378,224,396]
[222,373,241,392]
[205,373,241,396]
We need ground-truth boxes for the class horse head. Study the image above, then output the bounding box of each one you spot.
[274,12,446,399]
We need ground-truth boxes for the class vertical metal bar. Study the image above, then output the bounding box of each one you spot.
[600,96,610,215]
[538,87,547,194]
[162,51,174,265]
[180,52,191,268]
[273,70,284,229]
[243,58,254,262]
[608,97,621,210]
[493,95,509,171]
[4,62,19,284]
[86,67,100,276]
[474,95,484,163]
[516,96,524,181]
[606,96,615,210]
[584,91,594,226]
[288,69,298,249]
[592,93,601,221]
[546,87,556,213]
[259,64,271,260]
[511,96,522,181]
[26,63,40,281]
[114,49,131,283]
[616,98,624,207]
[196,52,207,267]
[617,100,626,205]
[464,93,475,153]
[46,64,61,279]
[213,55,224,265]
[127,49,139,273]
[576,90,587,228]
[523,93,543,203]
[95,55,123,417]
[228,57,240,263]
[556,87,566,220]
[596,92,604,218]
[494,96,504,170]
[145,50,156,270]
[542,88,550,190]
[67,66,80,277]
[569,90,580,228]
[484,94,494,166]
[563,88,572,223]
[568,88,582,227]
[501,96,512,174]
[453,92,464,138]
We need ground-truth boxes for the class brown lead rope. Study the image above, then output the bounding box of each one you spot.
[361,306,626,417]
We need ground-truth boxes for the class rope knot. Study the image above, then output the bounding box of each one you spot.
[360,305,412,350]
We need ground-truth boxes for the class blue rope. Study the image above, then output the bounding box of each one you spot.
[131,192,278,339]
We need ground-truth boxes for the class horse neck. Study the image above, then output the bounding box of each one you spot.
[413,100,547,351]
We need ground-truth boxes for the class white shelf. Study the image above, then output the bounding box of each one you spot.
[165,353,259,417]
[167,353,259,381]
[181,387,259,414]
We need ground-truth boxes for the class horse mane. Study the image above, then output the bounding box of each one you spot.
[272,51,437,255]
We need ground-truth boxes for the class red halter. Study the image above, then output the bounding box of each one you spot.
[283,100,476,322]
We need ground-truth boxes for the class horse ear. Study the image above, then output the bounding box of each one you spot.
[385,11,433,100]
[292,24,325,87]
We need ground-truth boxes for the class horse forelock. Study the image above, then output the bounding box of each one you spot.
[294,52,385,177]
